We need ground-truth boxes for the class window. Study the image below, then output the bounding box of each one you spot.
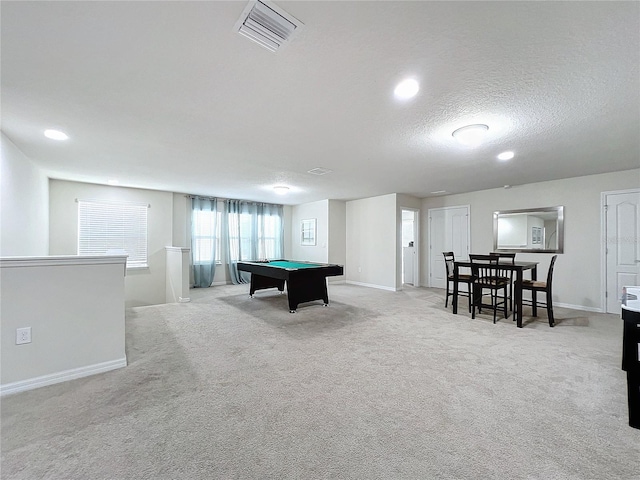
[78,200,148,268]
[260,213,281,259]
[192,209,222,264]
[228,210,282,261]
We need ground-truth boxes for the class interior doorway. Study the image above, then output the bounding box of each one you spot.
[402,209,419,286]
[603,188,640,313]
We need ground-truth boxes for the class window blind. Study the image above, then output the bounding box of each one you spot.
[78,200,148,268]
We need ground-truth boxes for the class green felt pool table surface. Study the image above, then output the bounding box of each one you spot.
[263,260,325,269]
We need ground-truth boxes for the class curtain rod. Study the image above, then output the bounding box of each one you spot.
[184,195,282,207]
[184,195,217,200]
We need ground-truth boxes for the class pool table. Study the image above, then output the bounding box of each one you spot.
[236,260,344,312]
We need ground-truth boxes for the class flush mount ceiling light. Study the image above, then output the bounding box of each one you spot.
[452,124,489,147]
[273,185,290,194]
[307,167,332,176]
[497,151,515,161]
[394,78,419,100]
[44,129,69,140]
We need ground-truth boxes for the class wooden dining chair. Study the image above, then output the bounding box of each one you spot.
[520,255,558,327]
[469,254,510,323]
[490,252,516,311]
[443,252,472,312]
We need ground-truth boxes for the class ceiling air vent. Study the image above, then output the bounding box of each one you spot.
[308,167,333,176]
[235,1,303,53]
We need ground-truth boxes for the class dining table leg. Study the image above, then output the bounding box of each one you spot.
[531,266,538,317]
[452,264,459,314]
[515,270,523,328]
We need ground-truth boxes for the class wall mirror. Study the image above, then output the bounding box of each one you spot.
[493,206,564,253]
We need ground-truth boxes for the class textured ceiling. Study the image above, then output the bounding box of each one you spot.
[2,1,639,205]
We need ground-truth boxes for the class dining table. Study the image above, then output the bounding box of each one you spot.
[452,258,539,328]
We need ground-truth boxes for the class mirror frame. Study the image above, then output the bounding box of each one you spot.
[493,206,564,253]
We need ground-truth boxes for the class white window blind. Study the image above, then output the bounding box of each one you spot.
[78,199,148,268]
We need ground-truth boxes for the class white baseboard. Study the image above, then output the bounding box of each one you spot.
[189,281,231,289]
[346,280,398,292]
[553,302,604,313]
[0,357,127,397]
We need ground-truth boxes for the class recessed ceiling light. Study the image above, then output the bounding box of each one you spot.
[452,124,489,147]
[394,78,419,100]
[497,151,515,161]
[273,185,290,194]
[44,129,69,141]
[430,190,447,195]
[107,179,119,185]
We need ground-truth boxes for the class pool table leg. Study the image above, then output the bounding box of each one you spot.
[286,275,330,312]
[249,274,285,297]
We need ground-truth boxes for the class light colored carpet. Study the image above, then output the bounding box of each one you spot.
[1,283,638,479]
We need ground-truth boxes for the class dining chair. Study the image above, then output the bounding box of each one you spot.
[490,252,516,312]
[443,252,472,312]
[520,255,558,327]
[469,254,510,323]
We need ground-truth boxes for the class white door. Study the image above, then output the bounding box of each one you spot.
[605,190,640,313]
[402,209,419,287]
[403,247,415,284]
[429,206,470,288]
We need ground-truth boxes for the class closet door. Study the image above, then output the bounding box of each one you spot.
[428,206,470,288]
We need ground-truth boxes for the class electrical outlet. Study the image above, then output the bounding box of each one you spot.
[16,327,31,345]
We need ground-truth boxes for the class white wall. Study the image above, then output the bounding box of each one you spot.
[346,193,397,290]
[0,133,49,256]
[172,193,189,247]
[290,199,346,282]
[421,169,640,311]
[291,200,329,263]
[0,256,127,395]
[49,180,173,307]
[328,200,346,282]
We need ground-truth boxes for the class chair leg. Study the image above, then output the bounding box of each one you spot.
[492,289,497,324]
[503,285,508,319]
[471,284,478,319]
[511,276,515,312]
[445,280,450,308]
[546,290,555,327]
[467,284,472,313]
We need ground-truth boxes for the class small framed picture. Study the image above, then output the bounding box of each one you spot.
[301,218,316,246]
